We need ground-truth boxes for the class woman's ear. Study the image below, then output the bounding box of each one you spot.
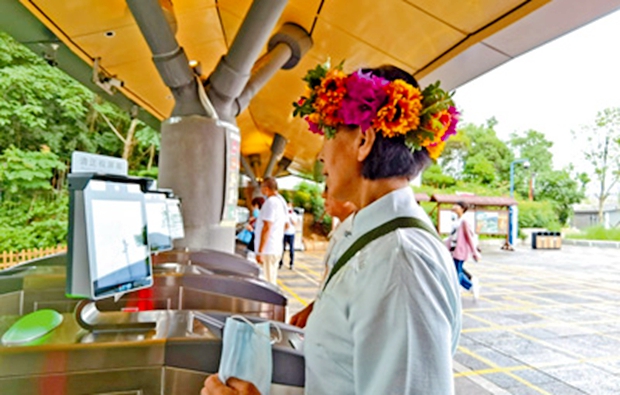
[357,128,376,162]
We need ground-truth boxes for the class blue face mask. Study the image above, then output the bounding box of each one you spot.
[218,316,282,395]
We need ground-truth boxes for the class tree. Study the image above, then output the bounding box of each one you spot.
[574,108,620,223]
[0,146,68,250]
[422,164,456,188]
[0,30,162,250]
[0,30,160,170]
[453,119,514,186]
[536,169,584,225]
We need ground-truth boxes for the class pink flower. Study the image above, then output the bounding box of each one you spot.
[305,118,323,135]
[441,106,460,141]
[338,70,389,131]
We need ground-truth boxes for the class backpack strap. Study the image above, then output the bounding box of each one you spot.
[323,216,440,291]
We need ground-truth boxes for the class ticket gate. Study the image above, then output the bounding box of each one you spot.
[0,254,304,395]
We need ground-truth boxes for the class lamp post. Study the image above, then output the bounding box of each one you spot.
[507,158,530,249]
[510,158,530,197]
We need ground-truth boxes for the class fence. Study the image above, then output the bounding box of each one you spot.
[0,245,67,270]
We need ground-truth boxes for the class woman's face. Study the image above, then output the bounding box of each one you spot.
[318,126,363,204]
[452,204,464,217]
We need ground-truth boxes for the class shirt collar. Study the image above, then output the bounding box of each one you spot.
[350,186,420,239]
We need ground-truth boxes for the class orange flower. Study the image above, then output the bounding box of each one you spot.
[419,109,452,148]
[426,141,446,160]
[373,80,422,138]
[313,69,347,126]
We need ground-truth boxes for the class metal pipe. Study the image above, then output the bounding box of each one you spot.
[235,43,292,116]
[126,0,194,89]
[263,133,287,178]
[209,0,288,112]
[274,157,293,177]
[240,155,259,187]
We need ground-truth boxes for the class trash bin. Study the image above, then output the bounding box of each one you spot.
[532,231,561,249]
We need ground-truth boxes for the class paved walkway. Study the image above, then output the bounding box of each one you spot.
[276,245,620,395]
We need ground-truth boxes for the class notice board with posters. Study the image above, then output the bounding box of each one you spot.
[439,209,508,236]
[475,210,509,235]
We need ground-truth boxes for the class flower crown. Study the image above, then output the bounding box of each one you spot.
[292,61,459,159]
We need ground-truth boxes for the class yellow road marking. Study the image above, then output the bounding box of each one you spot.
[457,346,552,395]
[277,279,309,307]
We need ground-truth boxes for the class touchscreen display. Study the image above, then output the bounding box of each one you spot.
[90,198,152,298]
[145,196,173,252]
[166,198,185,239]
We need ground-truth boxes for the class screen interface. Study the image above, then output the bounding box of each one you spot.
[89,197,152,298]
[145,195,173,252]
[166,198,185,239]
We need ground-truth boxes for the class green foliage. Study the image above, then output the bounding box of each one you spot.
[291,181,332,235]
[0,195,68,251]
[460,121,514,185]
[0,146,66,199]
[565,226,620,241]
[130,167,159,180]
[0,31,160,170]
[463,153,497,184]
[292,181,323,212]
[536,169,584,225]
[421,164,456,188]
[517,200,560,231]
[0,146,68,250]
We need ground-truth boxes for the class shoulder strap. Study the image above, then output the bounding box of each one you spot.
[323,216,440,291]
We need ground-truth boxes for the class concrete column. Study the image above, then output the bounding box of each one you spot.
[158,116,235,252]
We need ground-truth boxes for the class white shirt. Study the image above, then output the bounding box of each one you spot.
[254,194,287,255]
[324,214,354,271]
[304,187,462,395]
[284,210,298,236]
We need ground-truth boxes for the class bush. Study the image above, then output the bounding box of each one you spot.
[422,164,456,188]
[292,181,332,236]
[518,200,560,231]
[566,226,620,241]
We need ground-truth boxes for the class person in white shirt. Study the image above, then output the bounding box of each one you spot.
[279,202,298,270]
[254,177,287,285]
[203,65,462,395]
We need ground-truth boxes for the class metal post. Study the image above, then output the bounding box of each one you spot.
[510,162,515,197]
[508,158,529,248]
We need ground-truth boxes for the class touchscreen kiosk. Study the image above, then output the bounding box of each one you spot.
[166,197,185,240]
[145,192,173,252]
[67,174,153,301]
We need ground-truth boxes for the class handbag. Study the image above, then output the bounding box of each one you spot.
[237,228,253,245]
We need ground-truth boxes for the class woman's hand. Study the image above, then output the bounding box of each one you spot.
[201,375,260,395]
[289,301,314,328]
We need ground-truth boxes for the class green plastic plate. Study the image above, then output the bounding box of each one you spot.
[1,309,63,346]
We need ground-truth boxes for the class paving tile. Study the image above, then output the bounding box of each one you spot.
[279,244,620,394]
[454,376,498,395]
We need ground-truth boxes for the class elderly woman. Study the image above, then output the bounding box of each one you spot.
[202,63,462,395]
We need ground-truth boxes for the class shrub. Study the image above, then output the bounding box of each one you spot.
[566,226,620,241]
[518,200,560,231]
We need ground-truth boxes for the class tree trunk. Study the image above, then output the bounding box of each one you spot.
[122,118,139,160]
[147,145,155,170]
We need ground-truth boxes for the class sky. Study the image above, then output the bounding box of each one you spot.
[453,8,620,171]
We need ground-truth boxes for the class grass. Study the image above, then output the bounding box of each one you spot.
[565,226,620,241]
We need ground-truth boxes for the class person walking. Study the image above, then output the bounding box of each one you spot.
[447,201,481,300]
[244,196,264,261]
[254,177,287,285]
[279,202,298,270]
[203,63,462,395]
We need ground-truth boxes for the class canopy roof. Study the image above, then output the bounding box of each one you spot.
[3,0,620,175]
